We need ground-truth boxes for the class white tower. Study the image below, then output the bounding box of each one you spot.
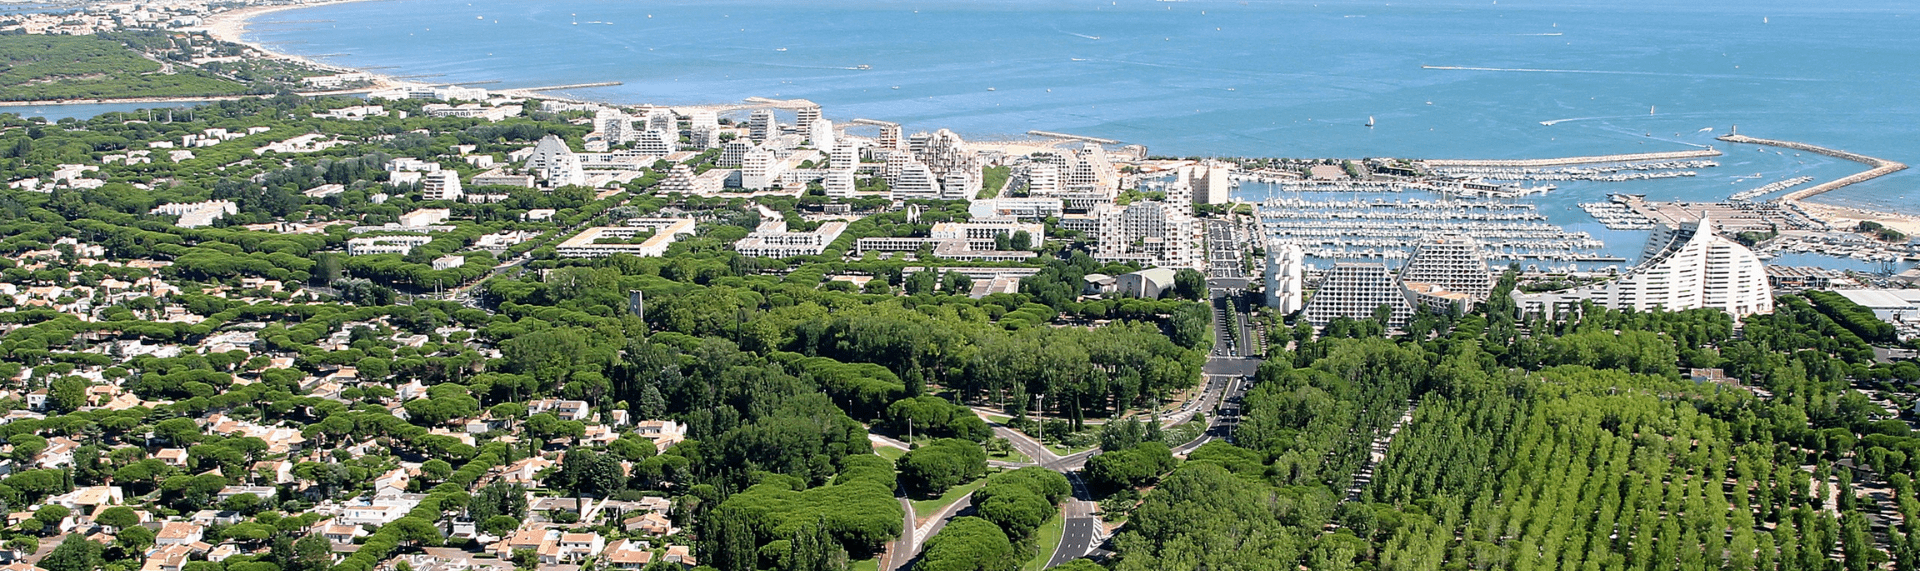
[1266,242,1304,313]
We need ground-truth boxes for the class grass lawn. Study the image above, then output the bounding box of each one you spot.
[1021,509,1067,571]
[911,477,988,523]
[988,447,1031,464]
[850,558,880,571]
[875,445,907,462]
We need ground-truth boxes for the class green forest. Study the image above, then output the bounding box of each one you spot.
[0,34,251,101]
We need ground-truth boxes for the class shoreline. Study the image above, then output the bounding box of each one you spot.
[198,0,413,93]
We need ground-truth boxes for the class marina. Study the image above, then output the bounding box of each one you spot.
[1729,176,1814,202]
[1259,196,1607,264]
[1578,198,1658,230]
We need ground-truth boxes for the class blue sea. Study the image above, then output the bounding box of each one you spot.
[102,0,1920,266]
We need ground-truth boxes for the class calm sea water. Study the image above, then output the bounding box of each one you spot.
[240,0,1920,268]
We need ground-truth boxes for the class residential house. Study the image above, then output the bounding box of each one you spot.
[48,486,123,513]
[155,521,205,546]
[663,545,697,567]
[602,539,655,569]
[528,399,591,422]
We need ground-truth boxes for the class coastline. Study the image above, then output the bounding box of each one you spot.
[199,0,411,92]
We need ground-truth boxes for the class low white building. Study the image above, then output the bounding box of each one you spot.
[732,220,849,258]
[555,219,697,258]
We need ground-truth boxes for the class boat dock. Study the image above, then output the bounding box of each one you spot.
[1027,130,1120,145]
[1422,149,1721,168]
[1715,134,1908,202]
[1260,197,1606,263]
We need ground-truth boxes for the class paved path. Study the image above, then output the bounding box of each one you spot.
[882,498,915,571]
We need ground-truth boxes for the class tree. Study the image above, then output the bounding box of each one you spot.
[33,504,70,534]
[1172,268,1206,301]
[9,434,46,464]
[919,516,1017,571]
[1084,442,1176,493]
[420,459,453,482]
[942,271,973,295]
[470,481,528,522]
[390,516,443,548]
[481,515,521,537]
[288,534,332,571]
[1010,230,1032,251]
[550,448,624,498]
[896,439,987,497]
[4,537,36,557]
[95,506,138,530]
[39,538,103,571]
[117,524,155,552]
[905,270,937,295]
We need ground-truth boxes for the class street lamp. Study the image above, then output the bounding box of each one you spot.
[1034,393,1045,448]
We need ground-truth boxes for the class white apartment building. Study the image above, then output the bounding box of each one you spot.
[659,164,722,196]
[823,170,856,198]
[1397,235,1494,302]
[748,109,776,142]
[877,123,904,150]
[1189,162,1232,205]
[732,220,849,258]
[740,146,783,189]
[542,153,588,188]
[795,104,821,131]
[911,129,982,199]
[1265,242,1305,313]
[1022,163,1060,196]
[888,156,944,200]
[525,135,575,173]
[643,107,675,132]
[830,142,859,170]
[719,140,755,168]
[1062,143,1120,195]
[809,119,836,152]
[594,109,634,143]
[1302,263,1416,328]
[687,110,720,149]
[634,129,674,156]
[421,170,464,201]
[1512,216,1773,318]
[1094,200,1202,270]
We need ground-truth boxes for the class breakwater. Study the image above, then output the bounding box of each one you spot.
[1422,149,1722,168]
[1715,134,1908,202]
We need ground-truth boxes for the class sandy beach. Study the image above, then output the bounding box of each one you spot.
[1794,201,1920,237]
[199,0,411,90]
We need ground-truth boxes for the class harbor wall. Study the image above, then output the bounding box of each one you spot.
[1715,134,1908,202]
[1422,149,1722,168]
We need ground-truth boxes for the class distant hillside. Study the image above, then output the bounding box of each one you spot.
[0,34,250,101]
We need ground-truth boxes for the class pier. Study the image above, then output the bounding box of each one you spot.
[1027,130,1120,145]
[510,82,624,92]
[1422,149,1721,168]
[1715,134,1908,202]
